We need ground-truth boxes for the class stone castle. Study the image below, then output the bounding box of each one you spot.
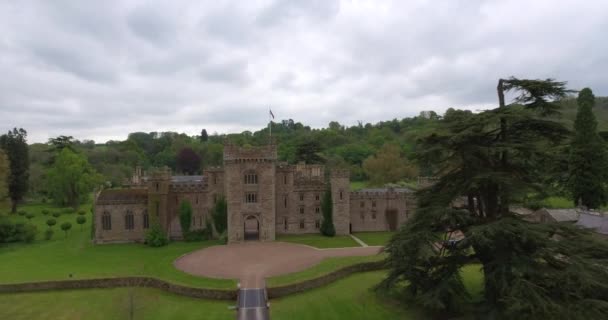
[94,142,416,243]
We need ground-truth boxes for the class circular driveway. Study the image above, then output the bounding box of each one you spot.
[174,242,382,288]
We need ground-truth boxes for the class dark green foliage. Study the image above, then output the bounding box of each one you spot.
[200,129,208,142]
[176,147,201,175]
[44,228,54,240]
[76,216,86,230]
[0,128,29,213]
[567,88,608,208]
[17,210,26,216]
[78,210,86,215]
[295,139,324,164]
[0,217,37,243]
[320,188,335,237]
[145,223,169,247]
[46,218,56,228]
[211,195,227,235]
[178,200,192,237]
[63,208,75,214]
[60,222,72,237]
[52,212,60,218]
[42,209,49,215]
[25,212,35,220]
[47,135,75,153]
[382,79,608,319]
[184,228,211,241]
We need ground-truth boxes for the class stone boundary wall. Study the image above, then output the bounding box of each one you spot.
[0,277,236,300]
[266,260,386,299]
[0,261,387,300]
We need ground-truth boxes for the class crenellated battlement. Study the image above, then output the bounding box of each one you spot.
[223,143,277,162]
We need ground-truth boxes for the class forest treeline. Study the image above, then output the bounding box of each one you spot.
[23,95,608,200]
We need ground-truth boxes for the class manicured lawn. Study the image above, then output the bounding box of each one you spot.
[267,254,385,287]
[353,231,395,246]
[271,267,484,320]
[539,196,573,208]
[276,234,360,248]
[271,271,424,319]
[0,288,233,320]
[0,202,235,289]
[350,181,368,191]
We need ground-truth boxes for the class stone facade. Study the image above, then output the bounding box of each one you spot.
[94,142,416,244]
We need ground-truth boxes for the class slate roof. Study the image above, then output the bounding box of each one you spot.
[542,208,580,222]
[356,187,414,193]
[576,213,608,235]
[171,175,204,184]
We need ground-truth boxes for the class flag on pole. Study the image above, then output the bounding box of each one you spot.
[269,109,275,119]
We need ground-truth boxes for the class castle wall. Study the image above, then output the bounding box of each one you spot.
[95,201,148,243]
[349,189,411,233]
[331,170,351,235]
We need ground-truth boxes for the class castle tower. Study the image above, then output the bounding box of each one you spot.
[147,167,171,233]
[224,143,277,243]
[330,169,350,235]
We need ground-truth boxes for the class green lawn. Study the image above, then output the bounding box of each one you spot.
[272,266,484,320]
[350,181,368,191]
[539,196,573,209]
[0,288,233,320]
[276,234,360,248]
[267,255,384,287]
[0,202,235,289]
[353,232,395,246]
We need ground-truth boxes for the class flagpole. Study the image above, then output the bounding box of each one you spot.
[269,106,272,143]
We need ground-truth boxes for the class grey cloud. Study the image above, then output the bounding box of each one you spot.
[0,0,607,143]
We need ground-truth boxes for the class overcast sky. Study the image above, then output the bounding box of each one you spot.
[1,0,607,143]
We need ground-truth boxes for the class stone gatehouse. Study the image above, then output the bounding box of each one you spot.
[94,142,416,244]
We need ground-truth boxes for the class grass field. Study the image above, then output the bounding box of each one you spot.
[353,231,395,246]
[0,287,233,320]
[276,234,360,248]
[0,202,235,289]
[267,254,384,287]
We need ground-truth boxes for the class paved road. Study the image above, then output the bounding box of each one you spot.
[237,288,269,320]
[174,242,382,289]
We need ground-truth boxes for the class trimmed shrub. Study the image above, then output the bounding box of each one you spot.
[179,200,192,238]
[25,213,35,221]
[44,228,54,240]
[184,229,211,242]
[0,218,37,243]
[63,208,75,214]
[78,210,86,216]
[42,209,50,215]
[145,224,169,247]
[60,222,72,238]
[18,211,26,216]
[52,212,61,218]
[46,218,57,228]
[76,216,86,230]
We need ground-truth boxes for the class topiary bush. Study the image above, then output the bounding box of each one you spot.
[44,228,54,240]
[25,213,35,221]
[78,210,86,216]
[60,222,72,238]
[20,224,37,243]
[145,224,169,247]
[76,216,86,230]
[46,218,57,228]
[42,209,50,215]
[52,212,61,218]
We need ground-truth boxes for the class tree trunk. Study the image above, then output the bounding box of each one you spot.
[497,79,510,216]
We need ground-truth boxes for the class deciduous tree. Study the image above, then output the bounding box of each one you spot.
[46,148,102,209]
[211,195,227,235]
[0,150,9,211]
[176,147,201,175]
[362,144,418,186]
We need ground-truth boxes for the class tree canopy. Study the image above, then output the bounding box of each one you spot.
[176,147,202,175]
[362,144,418,186]
[0,149,10,211]
[46,148,101,209]
[381,78,608,319]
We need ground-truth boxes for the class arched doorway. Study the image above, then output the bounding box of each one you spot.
[244,215,260,241]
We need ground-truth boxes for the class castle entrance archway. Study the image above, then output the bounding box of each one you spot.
[244,215,260,241]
